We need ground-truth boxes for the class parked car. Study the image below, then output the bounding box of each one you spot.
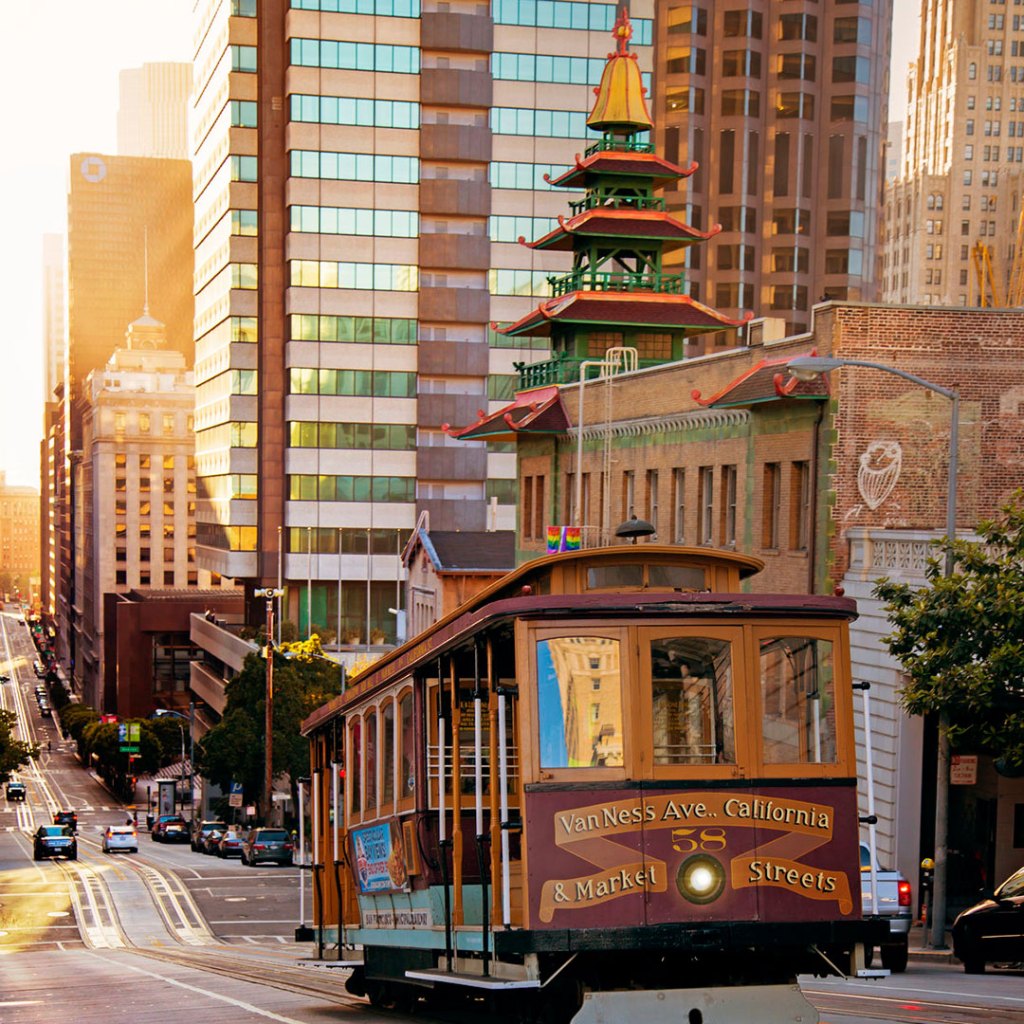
[952,864,1024,973]
[860,841,912,972]
[53,810,78,833]
[241,827,294,866]
[201,828,226,855]
[216,829,246,858]
[190,820,227,853]
[5,781,26,801]
[102,824,139,853]
[33,824,77,860]
[0,673,10,683]
[33,660,44,677]
[151,814,187,841]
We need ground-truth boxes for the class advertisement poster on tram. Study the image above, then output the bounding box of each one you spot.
[350,820,409,893]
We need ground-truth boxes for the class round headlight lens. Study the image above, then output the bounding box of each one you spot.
[676,854,726,905]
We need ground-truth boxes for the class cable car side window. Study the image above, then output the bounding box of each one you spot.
[349,716,362,821]
[650,636,735,765]
[760,636,837,764]
[537,636,623,768]
[382,697,396,807]
[365,708,378,815]
[398,688,415,808]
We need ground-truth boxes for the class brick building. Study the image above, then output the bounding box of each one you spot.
[498,301,1024,915]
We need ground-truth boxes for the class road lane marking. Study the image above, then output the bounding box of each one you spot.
[88,950,317,1023]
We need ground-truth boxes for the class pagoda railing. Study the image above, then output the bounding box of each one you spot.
[584,137,654,156]
[547,269,687,297]
[568,194,666,216]
[515,352,665,389]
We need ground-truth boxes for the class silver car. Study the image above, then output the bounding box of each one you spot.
[102,824,138,853]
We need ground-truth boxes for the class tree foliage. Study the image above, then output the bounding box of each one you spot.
[874,491,1024,769]
[196,634,343,809]
[0,709,37,781]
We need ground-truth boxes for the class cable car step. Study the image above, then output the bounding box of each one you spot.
[405,967,540,990]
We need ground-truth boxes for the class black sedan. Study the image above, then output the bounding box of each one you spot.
[952,864,1024,973]
[33,825,77,861]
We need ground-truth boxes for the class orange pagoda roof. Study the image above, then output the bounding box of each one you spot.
[546,150,697,191]
[523,209,721,252]
[494,291,752,339]
[443,386,570,442]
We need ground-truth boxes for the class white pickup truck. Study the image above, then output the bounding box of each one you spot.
[860,842,913,972]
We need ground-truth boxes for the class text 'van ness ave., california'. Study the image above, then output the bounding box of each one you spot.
[555,794,833,842]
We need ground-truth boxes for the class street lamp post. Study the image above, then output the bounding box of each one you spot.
[787,355,959,950]
[255,587,285,825]
[155,705,197,823]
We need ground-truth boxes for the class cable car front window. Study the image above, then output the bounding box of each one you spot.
[760,636,837,764]
[650,637,734,765]
[537,636,622,768]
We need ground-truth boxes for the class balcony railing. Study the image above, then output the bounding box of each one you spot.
[516,353,667,389]
[584,137,654,157]
[547,269,687,297]
[568,194,666,216]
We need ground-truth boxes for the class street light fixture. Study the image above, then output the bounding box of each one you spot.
[255,587,285,826]
[786,354,959,949]
[154,704,196,824]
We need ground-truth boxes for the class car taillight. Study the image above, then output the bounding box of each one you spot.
[898,881,912,907]
[284,843,294,851]
[254,843,265,850]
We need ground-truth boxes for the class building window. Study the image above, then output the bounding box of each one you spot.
[522,475,534,540]
[621,470,635,520]
[534,475,545,542]
[164,571,175,586]
[698,467,714,545]
[790,461,811,551]
[116,570,127,585]
[645,470,659,535]
[720,465,737,546]
[763,463,781,549]
[671,468,688,540]
[139,413,150,434]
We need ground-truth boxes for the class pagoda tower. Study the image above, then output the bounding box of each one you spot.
[448,9,750,444]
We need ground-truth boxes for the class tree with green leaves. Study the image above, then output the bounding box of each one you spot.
[196,634,343,814]
[874,490,1024,770]
[0,709,37,781]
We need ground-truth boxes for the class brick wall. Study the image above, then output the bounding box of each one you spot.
[513,304,1024,594]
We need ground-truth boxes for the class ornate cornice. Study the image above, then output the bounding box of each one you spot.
[571,407,750,442]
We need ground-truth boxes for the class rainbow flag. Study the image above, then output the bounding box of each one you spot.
[547,526,582,553]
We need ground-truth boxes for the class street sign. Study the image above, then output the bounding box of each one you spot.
[119,745,140,754]
[951,754,978,785]
[229,781,243,808]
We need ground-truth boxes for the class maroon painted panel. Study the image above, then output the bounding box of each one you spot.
[524,785,860,930]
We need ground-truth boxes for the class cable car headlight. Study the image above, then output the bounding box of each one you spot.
[676,854,726,905]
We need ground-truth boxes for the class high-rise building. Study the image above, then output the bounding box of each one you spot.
[0,472,40,600]
[652,1,893,337]
[60,152,194,687]
[66,154,194,394]
[74,313,200,708]
[190,0,653,641]
[117,62,193,160]
[40,233,65,626]
[881,1,1024,306]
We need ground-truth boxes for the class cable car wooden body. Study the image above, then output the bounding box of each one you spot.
[302,546,881,1023]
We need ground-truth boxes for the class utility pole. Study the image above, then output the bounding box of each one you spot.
[255,587,285,825]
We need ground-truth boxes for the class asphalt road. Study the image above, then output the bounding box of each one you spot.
[3,610,1023,1024]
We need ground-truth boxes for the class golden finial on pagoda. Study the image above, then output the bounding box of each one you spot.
[586,7,653,136]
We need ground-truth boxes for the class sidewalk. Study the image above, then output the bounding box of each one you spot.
[908,924,957,964]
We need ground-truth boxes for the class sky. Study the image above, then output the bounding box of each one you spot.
[0,1,921,491]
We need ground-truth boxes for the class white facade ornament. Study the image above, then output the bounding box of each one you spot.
[857,440,902,510]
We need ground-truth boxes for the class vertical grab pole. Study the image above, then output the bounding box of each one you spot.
[332,757,344,951]
[473,641,490,974]
[497,690,511,928]
[312,767,323,954]
[298,779,307,930]
[861,684,880,916]
[437,658,453,970]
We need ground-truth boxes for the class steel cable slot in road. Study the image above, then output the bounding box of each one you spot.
[803,979,1024,1024]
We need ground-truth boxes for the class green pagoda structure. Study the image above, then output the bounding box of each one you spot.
[447,8,750,444]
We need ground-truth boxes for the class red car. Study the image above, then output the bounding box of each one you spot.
[151,814,188,842]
